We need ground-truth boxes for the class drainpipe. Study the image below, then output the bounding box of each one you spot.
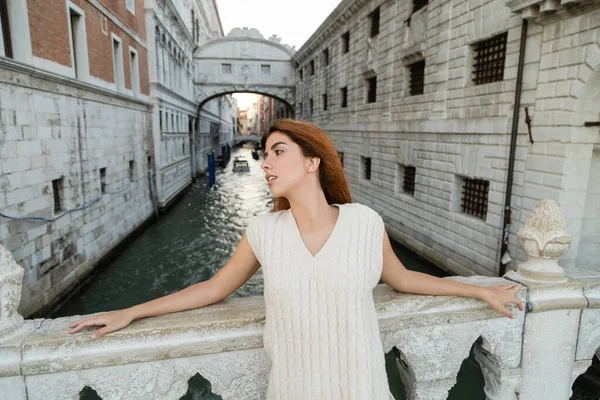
[499,19,529,277]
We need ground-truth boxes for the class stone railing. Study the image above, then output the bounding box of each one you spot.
[1,200,599,399]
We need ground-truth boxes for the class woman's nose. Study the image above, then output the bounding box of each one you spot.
[261,160,270,171]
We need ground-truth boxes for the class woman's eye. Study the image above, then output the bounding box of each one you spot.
[275,150,283,155]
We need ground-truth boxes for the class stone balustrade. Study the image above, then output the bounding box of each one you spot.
[1,200,599,400]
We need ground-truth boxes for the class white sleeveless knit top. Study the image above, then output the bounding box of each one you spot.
[246,202,394,399]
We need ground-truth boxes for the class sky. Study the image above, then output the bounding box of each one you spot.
[215,0,342,110]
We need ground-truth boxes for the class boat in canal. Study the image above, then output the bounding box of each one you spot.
[233,157,250,172]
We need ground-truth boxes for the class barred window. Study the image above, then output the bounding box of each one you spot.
[362,156,371,180]
[299,68,303,81]
[413,0,428,13]
[403,166,416,195]
[322,94,328,111]
[309,98,313,115]
[323,48,329,66]
[473,32,507,85]
[52,178,64,213]
[342,31,350,54]
[310,60,315,76]
[337,151,344,168]
[221,63,232,74]
[461,177,489,219]
[369,7,380,38]
[299,102,303,115]
[261,64,271,75]
[366,76,377,103]
[100,168,107,194]
[341,87,348,108]
[409,60,425,96]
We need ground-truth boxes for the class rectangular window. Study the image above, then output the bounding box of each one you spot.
[322,94,328,111]
[112,36,124,92]
[100,168,107,194]
[0,0,13,58]
[159,110,163,131]
[337,151,344,168]
[323,48,329,66]
[310,60,315,76]
[299,68,303,81]
[461,177,489,219]
[342,31,350,54]
[409,60,425,96]
[403,166,416,195]
[309,98,314,115]
[221,63,232,74]
[299,102,303,115]
[261,64,271,74]
[129,160,135,182]
[52,178,64,213]
[361,156,371,180]
[130,49,140,96]
[68,5,89,80]
[369,7,380,38]
[126,0,135,15]
[473,32,507,86]
[341,87,348,108]
[366,76,377,103]
[413,0,428,13]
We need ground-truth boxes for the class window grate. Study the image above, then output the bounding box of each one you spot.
[369,7,380,38]
[337,151,344,168]
[129,160,135,182]
[367,76,377,103]
[221,63,231,74]
[413,0,428,13]
[52,178,63,213]
[342,31,350,54]
[403,166,416,195]
[461,177,489,219]
[100,168,107,194]
[322,94,328,111]
[309,98,314,115]
[341,87,348,108]
[363,157,371,180]
[409,60,425,96]
[473,32,507,86]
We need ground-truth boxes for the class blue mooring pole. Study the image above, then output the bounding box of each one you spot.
[208,152,215,186]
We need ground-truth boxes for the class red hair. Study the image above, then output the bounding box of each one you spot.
[261,119,352,212]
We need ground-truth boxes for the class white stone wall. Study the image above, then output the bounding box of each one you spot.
[293,0,600,276]
[0,59,154,317]
[148,0,237,204]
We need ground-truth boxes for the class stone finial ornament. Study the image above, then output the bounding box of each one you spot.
[512,200,572,283]
[0,244,25,342]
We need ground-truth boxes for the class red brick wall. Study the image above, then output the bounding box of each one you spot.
[27,0,149,95]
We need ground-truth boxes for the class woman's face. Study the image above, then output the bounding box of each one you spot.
[261,131,317,198]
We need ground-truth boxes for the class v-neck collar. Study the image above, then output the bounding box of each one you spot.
[287,204,344,260]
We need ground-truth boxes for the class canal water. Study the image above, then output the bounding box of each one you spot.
[59,145,594,400]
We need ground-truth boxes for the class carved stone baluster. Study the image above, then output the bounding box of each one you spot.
[473,347,520,400]
[0,244,25,342]
[505,200,587,400]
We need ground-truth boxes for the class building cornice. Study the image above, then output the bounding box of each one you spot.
[293,0,370,64]
[0,57,151,109]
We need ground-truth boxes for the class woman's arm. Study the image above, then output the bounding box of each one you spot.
[380,230,523,318]
[69,232,260,338]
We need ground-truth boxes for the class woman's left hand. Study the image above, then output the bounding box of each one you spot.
[480,283,524,319]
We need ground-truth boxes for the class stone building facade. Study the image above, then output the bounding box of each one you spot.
[0,0,154,316]
[147,0,236,207]
[293,0,600,276]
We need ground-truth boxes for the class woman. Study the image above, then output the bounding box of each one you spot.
[70,119,523,399]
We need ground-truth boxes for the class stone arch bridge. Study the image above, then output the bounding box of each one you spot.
[194,28,296,111]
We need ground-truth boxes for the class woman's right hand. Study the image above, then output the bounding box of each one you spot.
[69,309,135,340]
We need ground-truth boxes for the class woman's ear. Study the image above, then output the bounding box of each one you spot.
[308,157,321,173]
